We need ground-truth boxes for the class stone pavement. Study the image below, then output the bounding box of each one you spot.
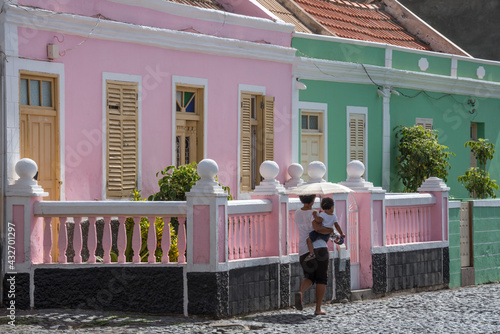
[1,283,499,333]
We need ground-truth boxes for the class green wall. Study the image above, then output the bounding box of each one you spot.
[472,205,500,284]
[298,80,383,185]
[389,88,500,199]
[392,50,452,76]
[292,37,385,66]
[448,205,462,288]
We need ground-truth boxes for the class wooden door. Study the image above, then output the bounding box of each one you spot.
[20,72,60,260]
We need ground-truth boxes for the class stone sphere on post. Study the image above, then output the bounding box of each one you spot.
[346,160,365,179]
[308,161,326,180]
[197,159,218,180]
[16,158,38,180]
[288,163,303,179]
[260,160,279,181]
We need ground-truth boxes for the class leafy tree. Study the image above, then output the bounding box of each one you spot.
[458,138,498,199]
[394,125,455,192]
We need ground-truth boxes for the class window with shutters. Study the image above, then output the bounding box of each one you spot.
[348,112,366,166]
[175,85,203,167]
[301,111,324,181]
[416,118,433,130]
[106,80,139,198]
[240,93,274,192]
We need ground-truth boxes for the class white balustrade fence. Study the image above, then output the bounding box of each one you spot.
[34,201,187,264]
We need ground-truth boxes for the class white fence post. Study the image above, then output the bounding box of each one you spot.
[4,158,48,308]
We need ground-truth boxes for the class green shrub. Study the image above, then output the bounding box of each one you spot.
[458,138,498,199]
[394,125,455,192]
[116,163,232,262]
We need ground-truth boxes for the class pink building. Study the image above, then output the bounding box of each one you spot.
[2,0,296,202]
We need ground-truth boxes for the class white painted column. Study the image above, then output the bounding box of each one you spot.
[381,86,391,191]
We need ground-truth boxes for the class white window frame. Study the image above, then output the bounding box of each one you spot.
[298,101,328,180]
[102,72,142,200]
[347,106,368,181]
[416,117,433,129]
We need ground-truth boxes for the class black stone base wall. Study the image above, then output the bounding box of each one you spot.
[372,253,387,293]
[13,254,351,317]
[228,264,279,316]
[290,257,342,305]
[333,258,351,302]
[373,247,448,293]
[34,267,184,314]
[188,271,229,317]
[3,273,30,310]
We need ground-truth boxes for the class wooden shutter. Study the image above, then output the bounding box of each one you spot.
[106,81,138,198]
[240,94,252,192]
[349,113,365,164]
[263,95,275,162]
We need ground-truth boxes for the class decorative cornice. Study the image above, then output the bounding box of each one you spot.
[107,0,295,33]
[295,57,500,99]
[4,4,296,64]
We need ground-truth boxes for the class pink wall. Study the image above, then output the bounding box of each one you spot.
[30,197,44,264]
[12,205,25,263]
[18,0,291,47]
[192,205,211,264]
[354,193,373,289]
[18,26,293,200]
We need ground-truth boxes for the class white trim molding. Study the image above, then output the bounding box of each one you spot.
[296,57,500,99]
[102,72,142,200]
[4,4,296,65]
[107,0,294,33]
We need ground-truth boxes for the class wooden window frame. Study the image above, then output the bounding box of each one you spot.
[240,91,274,193]
[174,84,204,167]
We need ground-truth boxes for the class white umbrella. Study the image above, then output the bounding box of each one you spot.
[289,181,353,196]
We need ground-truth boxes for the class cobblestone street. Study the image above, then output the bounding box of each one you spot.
[2,283,499,333]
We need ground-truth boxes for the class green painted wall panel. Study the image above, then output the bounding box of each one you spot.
[292,37,385,66]
[472,219,500,231]
[474,243,500,256]
[457,60,500,83]
[473,255,500,270]
[473,231,500,244]
[475,268,500,285]
[299,80,383,185]
[448,208,461,288]
[392,51,451,76]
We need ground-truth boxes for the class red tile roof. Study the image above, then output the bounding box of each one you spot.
[167,0,224,10]
[295,0,432,50]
